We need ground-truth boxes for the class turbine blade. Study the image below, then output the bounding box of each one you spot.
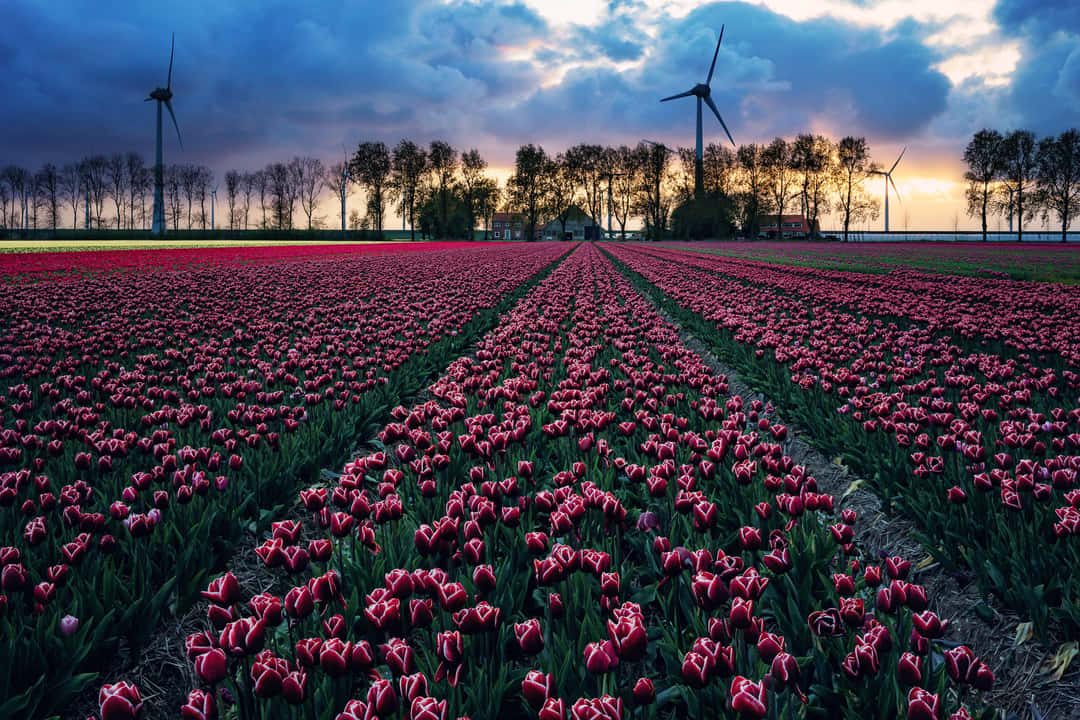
[891,146,906,174]
[889,174,901,203]
[165,100,183,149]
[706,25,724,84]
[167,32,175,90]
[144,97,153,102]
[661,89,695,102]
[704,94,735,146]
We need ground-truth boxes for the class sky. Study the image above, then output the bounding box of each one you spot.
[1,0,1078,232]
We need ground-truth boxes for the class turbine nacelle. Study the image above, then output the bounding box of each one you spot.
[148,87,173,102]
[691,83,711,98]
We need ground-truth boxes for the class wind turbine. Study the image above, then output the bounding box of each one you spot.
[339,153,351,234]
[147,33,182,236]
[660,25,736,199]
[870,148,905,233]
[210,185,218,231]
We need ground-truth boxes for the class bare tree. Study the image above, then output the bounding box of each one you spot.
[291,156,326,230]
[265,162,294,230]
[612,145,642,239]
[703,143,737,197]
[166,164,183,231]
[225,170,241,230]
[83,156,108,229]
[59,162,83,230]
[763,138,795,239]
[832,137,879,243]
[325,161,354,233]
[126,153,148,230]
[508,143,550,242]
[673,147,697,204]
[35,163,60,231]
[548,153,580,239]
[105,153,127,229]
[1035,129,1080,243]
[351,141,392,238]
[3,166,31,229]
[565,144,606,226]
[239,172,255,230]
[999,129,1039,242]
[963,129,1004,243]
[792,134,835,238]
[194,166,212,229]
[735,144,772,240]
[250,169,269,229]
[637,142,672,240]
[391,140,427,240]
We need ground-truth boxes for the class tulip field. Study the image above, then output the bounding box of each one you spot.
[2,240,1077,720]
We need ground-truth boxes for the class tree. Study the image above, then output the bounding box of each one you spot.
[703,143,737,197]
[391,140,427,240]
[460,148,490,240]
[126,153,149,230]
[324,161,353,233]
[351,141,392,238]
[3,166,31,229]
[83,156,108,229]
[792,134,834,238]
[833,137,879,243]
[673,148,698,204]
[565,144,606,228]
[1035,129,1080,243]
[239,172,255,230]
[735,143,769,239]
[225,170,242,230]
[999,129,1039,242]
[637,142,674,240]
[612,145,642,240]
[106,153,127,230]
[962,129,1004,243]
[508,144,550,242]
[35,163,60,231]
[266,162,294,230]
[292,156,326,230]
[472,177,500,240]
[250,169,269,229]
[428,141,458,239]
[763,138,795,239]
[547,153,580,239]
[166,164,183,230]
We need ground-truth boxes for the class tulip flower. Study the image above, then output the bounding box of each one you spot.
[181,688,216,720]
[195,647,228,683]
[522,670,553,710]
[907,688,940,720]
[632,678,654,705]
[98,681,142,720]
[730,676,767,718]
[539,698,566,720]
[515,619,544,655]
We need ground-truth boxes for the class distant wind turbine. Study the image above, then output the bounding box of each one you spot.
[211,185,218,231]
[147,33,183,235]
[660,25,736,198]
[870,148,905,233]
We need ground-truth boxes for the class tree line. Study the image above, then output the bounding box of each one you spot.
[963,128,1080,242]
[499,134,881,242]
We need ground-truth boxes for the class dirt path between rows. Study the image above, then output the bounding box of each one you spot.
[648,302,1080,720]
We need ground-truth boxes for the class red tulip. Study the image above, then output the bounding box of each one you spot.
[200,572,241,606]
[98,681,142,720]
[584,640,619,673]
[515,618,544,655]
[907,687,940,720]
[181,688,216,720]
[522,670,553,710]
[730,676,767,718]
[195,647,228,683]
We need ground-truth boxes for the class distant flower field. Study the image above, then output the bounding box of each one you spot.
[1,241,1075,720]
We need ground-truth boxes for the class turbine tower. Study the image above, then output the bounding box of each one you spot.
[339,157,351,234]
[870,148,905,233]
[147,33,182,235]
[660,25,736,198]
[210,185,218,231]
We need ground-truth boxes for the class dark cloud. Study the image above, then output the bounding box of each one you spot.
[0,0,958,176]
[991,0,1080,135]
[492,2,950,147]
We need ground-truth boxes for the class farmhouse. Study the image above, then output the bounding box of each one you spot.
[490,212,527,241]
[542,205,601,241]
[758,215,819,239]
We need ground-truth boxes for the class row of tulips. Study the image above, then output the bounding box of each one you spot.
[0,242,567,718]
[676,241,1080,283]
[169,244,993,720]
[605,243,1080,634]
